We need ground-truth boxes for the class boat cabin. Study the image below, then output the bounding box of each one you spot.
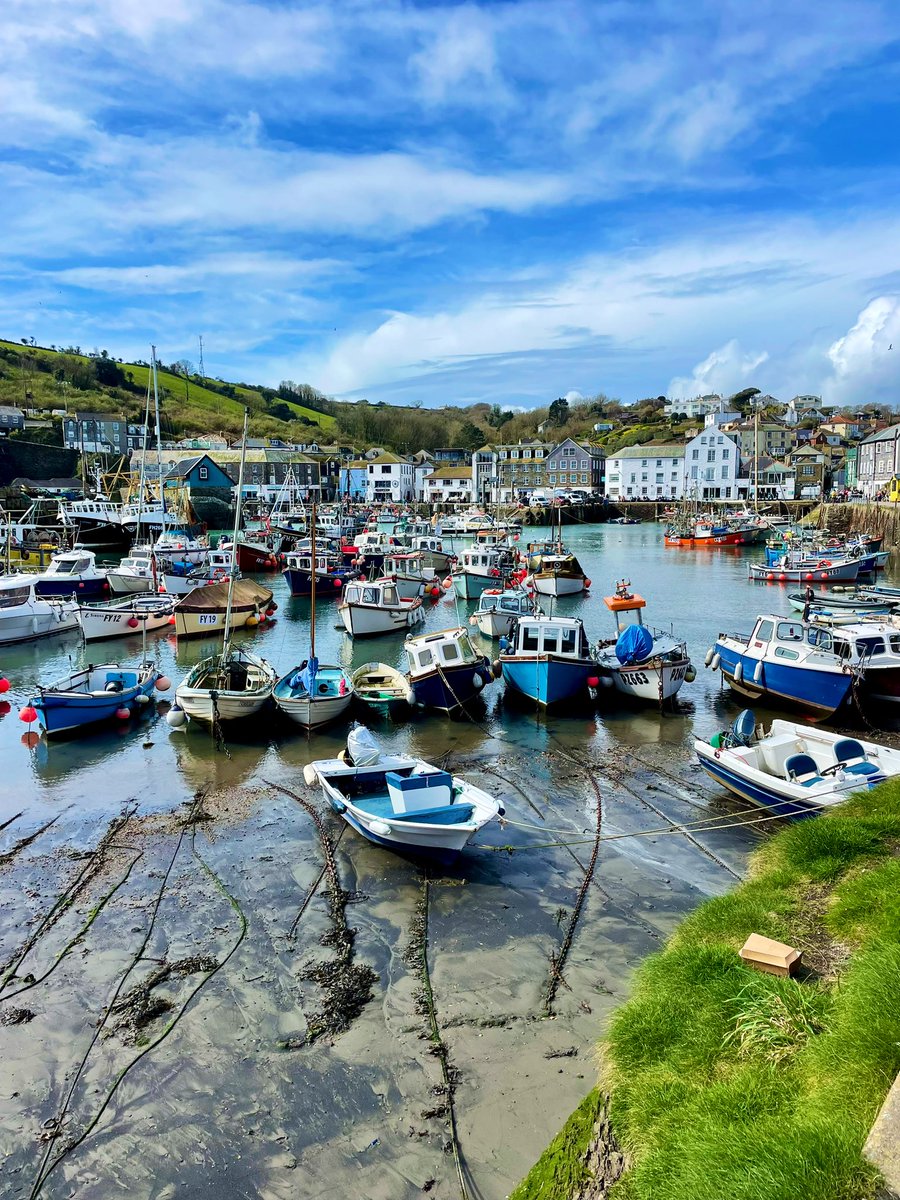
[506,615,590,660]
[406,627,481,674]
[284,551,341,573]
[0,578,36,608]
[603,581,647,634]
[477,589,534,618]
[458,547,506,572]
[44,551,97,577]
[343,580,402,608]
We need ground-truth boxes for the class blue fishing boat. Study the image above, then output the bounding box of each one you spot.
[500,614,597,707]
[29,662,162,737]
[707,614,855,719]
[282,551,359,597]
[405,627,493,713]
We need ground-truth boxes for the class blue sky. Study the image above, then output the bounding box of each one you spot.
[3,0,900,410]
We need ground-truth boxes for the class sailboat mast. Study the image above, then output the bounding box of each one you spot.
[310,501,317,660]
[151,347,167,537]
[223,408,250,656]
[134,375,152,543]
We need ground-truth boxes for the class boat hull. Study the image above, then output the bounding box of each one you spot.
[452,570,501,600]
[282,567,356,597]
[339,602,425,637]
[531,574,585,597]
[106,572,154,596]
[77,600,174,642]
[696,747,825,819]
[601,656,690,702]
[31,669,158,736]
[0,605,80,645]
[714,642,854,719]
[34,577,110,600]
[409,660,492,713]
[501,655,593,707]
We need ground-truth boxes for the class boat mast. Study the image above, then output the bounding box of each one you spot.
[310,500,317,662]
[151,347,167,539]
[222,407,250,658]
[134,374,152,545]
[753,397,760,512]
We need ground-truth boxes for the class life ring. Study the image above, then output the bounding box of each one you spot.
[490,567,501,578]
[820,559,832,567]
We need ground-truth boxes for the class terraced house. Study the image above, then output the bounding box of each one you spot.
[605,445,685,500]
[544,438,605,493]
[493,440,552,501]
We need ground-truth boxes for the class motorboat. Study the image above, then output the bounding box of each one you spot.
[31,550,110,600]
[786,590,895,616]
[593,582,692,703]
[382,552,438,601]
[350,662,414,716]
[528,552,589,597]
[0,575,80,645]
[748,555,862,584]
[471,587,538,638]
[160,548,235,597]
[282,551,358,597]
[405,626,493,713]
[451,546,514,600]
[76,594,175,642]
[499,614,597,707]
[174,578,273,639]
[339,578,426,637]
[406,535,454,573]
[708,614,856,719]
[273,658,354,729]
[303,727,503,864]
[696,709,899,818]
[29,662,162,737]
[106,548,156,595]
[175,647,276,724]
[154,528,208,564]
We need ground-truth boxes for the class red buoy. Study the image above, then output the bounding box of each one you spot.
[19,705,38,724]
[0,677,9,694]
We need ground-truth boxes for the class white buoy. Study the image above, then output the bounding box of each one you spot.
[369,820,392,837]
[134,693,151,706]
[302,764,319,786]
[472,672,483,688]
[165,706,186,728]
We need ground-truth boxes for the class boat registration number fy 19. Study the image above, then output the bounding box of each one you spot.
[198,614,219,626]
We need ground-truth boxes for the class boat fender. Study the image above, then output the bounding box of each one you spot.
[491,659,502,678]
[752,659,764,684]
[704,647,715,668]
[472,672,483,688]
[734,660,743,684]
[369,819,392,837]
[134,693,150,705]
[685,664,697,683]
[165,705,187,728]
[302,763,319,786]
[710,652,721,672]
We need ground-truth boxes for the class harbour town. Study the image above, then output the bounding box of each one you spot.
[4,4,900,1198]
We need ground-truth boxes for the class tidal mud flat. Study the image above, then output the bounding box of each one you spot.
[0,719,762,1200]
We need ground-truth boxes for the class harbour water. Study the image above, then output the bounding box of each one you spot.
[0,524,894,1199]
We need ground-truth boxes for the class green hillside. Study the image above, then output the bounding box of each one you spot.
[0,339,335,440]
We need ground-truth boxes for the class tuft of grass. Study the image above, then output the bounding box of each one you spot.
[724,977,831,1064]
[827,859,900,944]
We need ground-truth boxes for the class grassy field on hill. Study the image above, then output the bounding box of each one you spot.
[513,780,900,1200]
[0,339,335,440]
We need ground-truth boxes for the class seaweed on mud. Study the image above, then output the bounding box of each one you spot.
[0,1007,34,1026]
[109,955,218,1043]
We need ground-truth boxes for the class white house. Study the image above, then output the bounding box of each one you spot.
[663,393,724,420]
[424,466,473,504]
[471,445,496,505]
[365,452,414,503]
[605,445,686,500]
[683,429,747,500]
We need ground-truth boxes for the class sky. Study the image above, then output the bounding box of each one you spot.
[3,0,900,410]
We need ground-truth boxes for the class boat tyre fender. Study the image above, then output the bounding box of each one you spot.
[710,652,721,672]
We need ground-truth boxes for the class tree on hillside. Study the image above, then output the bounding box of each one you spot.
[454,421,486,450]
[93,356,125,387]
[487,404,513,428]
[172,359,195,404]
[547,396,569,426]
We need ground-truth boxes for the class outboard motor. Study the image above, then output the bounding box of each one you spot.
[729,709,757,748]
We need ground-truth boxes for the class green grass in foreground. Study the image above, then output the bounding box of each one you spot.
[514,780,900,1200]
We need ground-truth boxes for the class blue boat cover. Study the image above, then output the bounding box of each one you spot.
[615,624,653,665]
[293,655,318,695]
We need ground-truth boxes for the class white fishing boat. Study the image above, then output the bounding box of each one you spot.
[303,727,503,864]
[173,406,277,726]
[106,549,156,595]
[76,594,175,642]
[350,662,414,716]
[529,551,589,597]
[382,551,437,600]
[274,502,354,730]
[154,527,208,564]
[161,548,235,597]
[695,709,900,817]
[593,581,693,703]
[339,578,426,637]
[451,546,514,600]
[0,575,80,645]
[471,587,538,638]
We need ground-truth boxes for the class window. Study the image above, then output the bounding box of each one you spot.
[442,642,460,663]
[774,647,800,660]
[721,465,729,478]
[581,473,588,483]
[856,637,886,657]
[756,619,775,641]
[542,629,559,653]
[561,628,576,655]
[656,473,664,483]
[692,448,699,460]
[0,586,30,609]
[522,626,539,651]
[707,450,715,463]
[722,449,729,460]
[777,621,804,641]
[581,459,588,469]
[641,459,648,467]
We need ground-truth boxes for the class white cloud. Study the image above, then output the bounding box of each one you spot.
[823,296,900,403]
[410,6,500,103]
[667,341,769,400]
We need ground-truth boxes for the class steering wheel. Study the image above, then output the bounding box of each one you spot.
[819,763,845,777]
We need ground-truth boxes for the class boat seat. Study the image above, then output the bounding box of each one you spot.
[354,793,473,825]
[833,737,882,777]
[760,734,807,776]
[784,753,824,787]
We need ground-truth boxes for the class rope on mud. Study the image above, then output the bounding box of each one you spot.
[544,768,602,1015]
[406,873,469,1200]
[263,778,377,1041]
[0,806,137,993]
[1,852,144,1002]
[0,811,24,835]
[288,824,348,939]
[0,812,64,869]
[27,792,206,1198]
[31,830,246,1198]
